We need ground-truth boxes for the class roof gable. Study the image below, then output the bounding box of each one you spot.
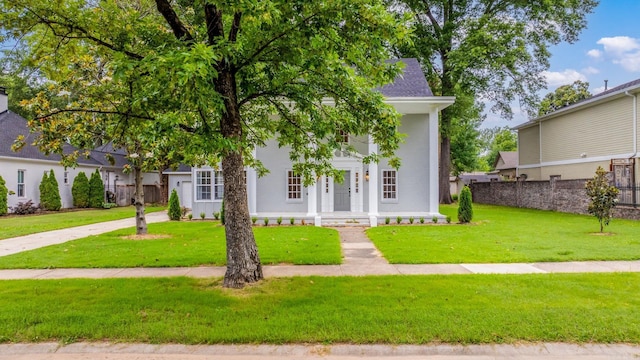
[379,58,433,97]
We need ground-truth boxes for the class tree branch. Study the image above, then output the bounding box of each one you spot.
[229,12,242,42]
[204,4,224,45]
[35,108,155,121]
[154,0,194,42]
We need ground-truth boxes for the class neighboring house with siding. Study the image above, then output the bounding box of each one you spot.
[167,59,455,226]
[490,151,518,180]
[513,78,640,186]
[0,86,159,211]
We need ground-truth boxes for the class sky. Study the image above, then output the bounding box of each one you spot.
[483,0,640,129]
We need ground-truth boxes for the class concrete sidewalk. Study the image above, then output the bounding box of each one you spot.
[1,342,639,359]
[0,211,170,257]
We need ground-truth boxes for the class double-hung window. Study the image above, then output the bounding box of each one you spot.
[382,170,397,201]
[17,170,25,198]
[213,171,224,200]
[287,170,302,201]
[196,170,212,200]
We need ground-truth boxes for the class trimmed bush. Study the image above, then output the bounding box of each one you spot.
[88,169,104,208]
[457,185,473,223]
[585,166,619,233]
[72,172,90,208]
[0,175,7,215]
[168,189,181,221]
[47,170,62,210]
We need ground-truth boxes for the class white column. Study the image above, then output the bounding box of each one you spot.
[248,148,258,216]
[307,181,318,216]
[368,135,379,227]
[429,111,439,214]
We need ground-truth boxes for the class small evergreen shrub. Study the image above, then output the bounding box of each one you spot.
[452,194,459,202]
[252,216,257,225]
[396,216,402,224]
[458,186,473,223]
[200,212,206,219]
[264,218,269,226]
[72,172,90,208]
[446,216,452,224]
[419,217,424,224]
[432,216,438,224]
[277,216,282,225]
[168,189,181,221]
[385,217,390,225]
[409,216,414,224]
[290,217,295,225]
[102,202,117,209]
[88,169,105,208]
[188,213,193,220]
[0,175,8,216]
[47,170,62,211]
[213,212,220,220]
[585,166,619,232]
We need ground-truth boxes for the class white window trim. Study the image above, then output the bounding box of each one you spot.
[195,170,212,202]
[17,169,26,198]
[213,170,224,201]
[285,170,303,203]
[381,169,398,203]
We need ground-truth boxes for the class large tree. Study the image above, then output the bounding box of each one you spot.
[538,80,592,117]
[1,0,408,287]
[480,126,517,170]
[395,0,597,203]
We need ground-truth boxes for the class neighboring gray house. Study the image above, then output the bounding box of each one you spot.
[0,87,159,210]
[167,59,455,226]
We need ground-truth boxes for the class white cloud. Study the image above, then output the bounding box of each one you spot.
[591,86,606,94]
[597,36,640,54]
[542,69,587,87]
[582,66,599,75]
[594,36,640,72]
[587,49,602,59]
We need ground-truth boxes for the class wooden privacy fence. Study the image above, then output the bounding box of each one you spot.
[113,185,162,206]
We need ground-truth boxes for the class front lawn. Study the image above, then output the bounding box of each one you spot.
[368,204,640,264]
[0,206,166,240]
[0,273,638,344]
[0,222,341,268]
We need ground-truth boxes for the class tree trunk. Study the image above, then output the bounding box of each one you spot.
[133,165,147,235]
[439,135,453,204]
[216,66,263,288]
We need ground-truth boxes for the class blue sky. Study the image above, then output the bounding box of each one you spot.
[484,0,640,129]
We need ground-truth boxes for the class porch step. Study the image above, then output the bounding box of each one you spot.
[320,218,370,227]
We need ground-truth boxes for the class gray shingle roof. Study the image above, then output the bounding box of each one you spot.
[0,110,118,167]
[379,58,433,97]
[495,151,518,170]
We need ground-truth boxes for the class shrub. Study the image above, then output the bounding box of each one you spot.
[396,216,402,224]
[277,216,282,225]
[251,216,257,225]
[200,212,206,219]
[263,218,269,226]
[11,200,39,215]
[88,169,104,208]
[220,199,225,225]
[432,216,438,224]
[48,170,62,211]
[290,217,295,225]
[188,213,193,220]
[409,216,414,224]
[72,172,90,208]
[0,175,7,216]
[102,202,117,209]
[585,166,619,233]
[213,212,220,220]
[39,170,61,211]
[458,186,473,223]
[446,216,452,224]
[419,217,424,224]
[385,217,390,225]
[168,189,181,221]
[452,194,459,202]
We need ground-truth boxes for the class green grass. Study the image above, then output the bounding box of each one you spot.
[0,273,639,344]
[368,204,640,264]
[0,206,166,240]
[0,222,341,268]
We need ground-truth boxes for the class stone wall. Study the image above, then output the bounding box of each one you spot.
[470,177,640,220]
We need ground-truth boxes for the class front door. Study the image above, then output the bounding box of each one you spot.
[334,171,351,211]
[182,181,193,209]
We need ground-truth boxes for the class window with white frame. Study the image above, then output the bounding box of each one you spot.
[17,170,25,198]
[287,170,302,201]
[382,170,397,201]
[196,170,212,200]
[214,170,224,200]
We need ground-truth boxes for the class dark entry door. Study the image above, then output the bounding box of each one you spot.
[334,171,351,211]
